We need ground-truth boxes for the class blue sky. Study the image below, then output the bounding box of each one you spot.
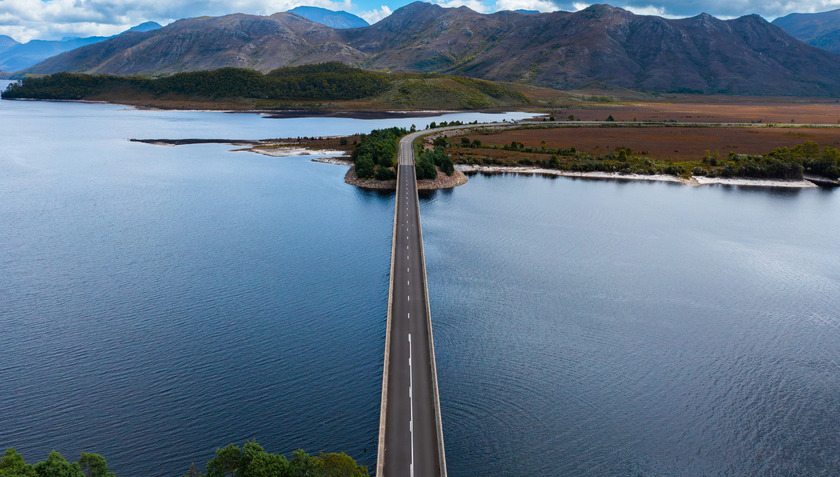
[1,0,839,42]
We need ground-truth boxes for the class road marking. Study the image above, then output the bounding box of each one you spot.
[408,280,410,285]
[408,312,410,319]
[408,295,410,301]
[408,332,415,477]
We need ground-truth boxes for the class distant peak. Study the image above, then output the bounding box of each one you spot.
[128,21,163,32]
[287,5,369,28]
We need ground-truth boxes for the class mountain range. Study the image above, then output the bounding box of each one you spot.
[16,2,840,96]
[773,9,840,55]
[0,22,161,72]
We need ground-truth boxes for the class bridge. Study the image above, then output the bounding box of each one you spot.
[376,129,447,477]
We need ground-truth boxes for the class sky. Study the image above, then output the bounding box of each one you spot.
[1,0,840,43]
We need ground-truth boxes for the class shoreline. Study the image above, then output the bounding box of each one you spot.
[344,166,468,190]
[456,164,820,188]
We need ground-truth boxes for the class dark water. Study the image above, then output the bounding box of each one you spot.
[2,94,839,475]
[421,174,840,476]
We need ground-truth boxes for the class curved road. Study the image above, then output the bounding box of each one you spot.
[377,130,447,477]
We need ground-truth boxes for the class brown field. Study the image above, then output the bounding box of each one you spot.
[543,99,840,124]
[460,126,840,162]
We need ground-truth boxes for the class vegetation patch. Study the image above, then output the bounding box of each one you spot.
[449,131,840,180]
[2,63,528,110]
[0,441,367,477]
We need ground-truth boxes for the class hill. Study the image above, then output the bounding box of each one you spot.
[288,6,369,28]
[0,22,162,72]
[1,63,528,110]
[18,2,840,95]
[773,9,840,55]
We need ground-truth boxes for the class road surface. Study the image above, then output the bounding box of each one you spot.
[377,130,446,477]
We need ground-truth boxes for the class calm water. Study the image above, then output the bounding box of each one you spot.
[2,90,839,475]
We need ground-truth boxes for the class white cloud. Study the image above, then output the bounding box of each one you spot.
[571,2,590,11]
[494,0,559,12]
[431,0,492,13]
[359,5,391,24]
[0,0,355,42]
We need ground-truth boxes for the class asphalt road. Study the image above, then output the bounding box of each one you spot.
[378,130,446,477]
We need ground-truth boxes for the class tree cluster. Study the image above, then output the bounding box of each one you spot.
[352,127,407,180]
[190,441,367,477]
[1,63,393,101]
[0,448,114,477]
[417,147,453,178]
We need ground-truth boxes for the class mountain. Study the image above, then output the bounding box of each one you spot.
[288,6,368,28]
[128,21,163,33]
[19,2,840,95]
[0,22,162,72]
[772,9,840,55]
[0,70,11,79]
[0,35,18,53]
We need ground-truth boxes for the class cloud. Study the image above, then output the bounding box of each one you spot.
[359,5,391,23]
[494,0,559,12]
[430,0,492,13]
[0,0,355,42]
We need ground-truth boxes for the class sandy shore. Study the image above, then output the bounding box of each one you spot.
[244,146,349,157]
[456,164,820,188]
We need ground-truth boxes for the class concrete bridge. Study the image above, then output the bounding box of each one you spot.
[376,129,447,477]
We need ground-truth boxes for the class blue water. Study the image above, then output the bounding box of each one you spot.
[2,93,839,475]
[421,174,840,475]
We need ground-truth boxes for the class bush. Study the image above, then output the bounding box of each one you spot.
[375,166,396,181]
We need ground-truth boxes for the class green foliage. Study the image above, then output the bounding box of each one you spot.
[354,156,375,179]
[416,152,438,180]
[77,454,113,477]
[1,450,113,477]
[1,63,393,101]
[33,451,83,477]
[374,166,397,181]
[197,442,366,477]
[351,127,407,180]
[1,449,36,477]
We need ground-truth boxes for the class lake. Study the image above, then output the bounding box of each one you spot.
[1,89,839,475]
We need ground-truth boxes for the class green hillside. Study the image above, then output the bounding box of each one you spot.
[2,63,528,110]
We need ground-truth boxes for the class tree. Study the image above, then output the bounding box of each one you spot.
[33,451,83,477]
[206,444,241,477]
[316,453,367,477]
[0,448,36,477]
[354,156,375,179]
[77,454,113,477]
[375,166,396,180]
[606,115,615,121]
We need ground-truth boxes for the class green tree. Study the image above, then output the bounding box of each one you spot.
[206,444,241,477]
[33,451,83,477]
[355,156,375,179]
[77,454,112,477]
[316,453,367,477]
[0,449,36,477]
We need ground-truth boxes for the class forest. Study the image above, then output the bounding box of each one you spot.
[1,63,392,101]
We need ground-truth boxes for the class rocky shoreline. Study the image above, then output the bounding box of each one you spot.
[343,166,468,190]
[456,164,821,188]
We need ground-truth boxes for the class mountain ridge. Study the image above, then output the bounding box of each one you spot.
[18,2,840,96]
[773,9,840,55]
[0,22,162,72]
